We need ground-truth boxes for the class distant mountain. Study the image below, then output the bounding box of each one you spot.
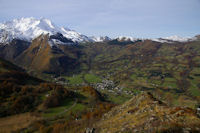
[0,17,199,46]
[0,17,93,44]
[152,35,196,43]
[0,17,198,45]
[90,36,111,42]
[162,35,192,42]
[195,34,200,40]
[116,36,141,42]
[116,35,196,43]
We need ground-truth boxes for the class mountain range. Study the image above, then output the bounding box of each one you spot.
[0,17,198,45]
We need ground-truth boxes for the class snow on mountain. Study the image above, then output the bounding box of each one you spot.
[90,36,111,42]
[0,17,92,44]
[194,35,200,40]
[114,35,197,43]
[151,35,196,43]
[162,35,190,42]
[93,35,197,43]
[151,38,170,43]
[0,17,198,45]
[116,36,140,42]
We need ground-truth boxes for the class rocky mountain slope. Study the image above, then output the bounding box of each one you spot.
[15,34,80,74]
[94,92,200,133]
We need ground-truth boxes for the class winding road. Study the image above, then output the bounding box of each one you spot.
[57,98,78,116]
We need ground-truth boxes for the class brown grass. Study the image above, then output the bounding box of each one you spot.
[0,113,42,133]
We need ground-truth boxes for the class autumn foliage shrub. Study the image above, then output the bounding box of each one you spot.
[0,72,64,116]
[79,86,102,100]
[43,85,75,108]
[0,71,41,85]
[82,103,115,120]
[0,81,20,98]
[11,94,39,113]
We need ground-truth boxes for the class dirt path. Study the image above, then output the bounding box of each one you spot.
[46,98,78,120]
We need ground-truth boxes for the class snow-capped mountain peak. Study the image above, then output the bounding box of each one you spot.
[151,35,196,43]
[115,35,196,43]
[0,17,92,44]
[90,36,111,42]
[0,17,198,45]
[116,36,140,42]
[162,35,190,42]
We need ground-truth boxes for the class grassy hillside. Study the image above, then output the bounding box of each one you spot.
[74,40,200,108]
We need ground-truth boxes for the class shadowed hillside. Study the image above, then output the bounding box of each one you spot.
[0,39,29,62]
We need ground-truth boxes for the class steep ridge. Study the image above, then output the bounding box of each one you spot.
[15,34,80,74]
[94,92,200,133]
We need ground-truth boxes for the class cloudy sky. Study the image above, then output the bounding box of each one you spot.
[0,0,200,38]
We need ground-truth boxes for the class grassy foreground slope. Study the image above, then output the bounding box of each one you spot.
[95,92,200,133]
